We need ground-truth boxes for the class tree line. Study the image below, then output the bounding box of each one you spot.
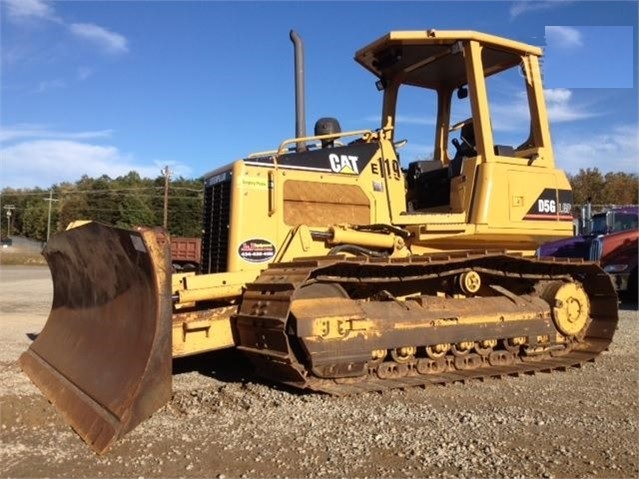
[0,172,203,242]
[568,168,638,207]
[0,167,637,243]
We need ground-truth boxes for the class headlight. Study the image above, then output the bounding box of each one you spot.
[604,264,629,273]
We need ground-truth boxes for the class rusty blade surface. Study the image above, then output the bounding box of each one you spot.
[19,222,172,454]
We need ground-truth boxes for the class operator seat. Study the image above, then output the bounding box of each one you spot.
[450,121,476,177]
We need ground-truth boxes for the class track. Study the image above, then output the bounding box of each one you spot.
[234,251,619,395]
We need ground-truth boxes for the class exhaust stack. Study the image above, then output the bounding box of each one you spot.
[289,30,307,152]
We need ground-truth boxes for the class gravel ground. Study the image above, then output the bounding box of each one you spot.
[1,265,637,478]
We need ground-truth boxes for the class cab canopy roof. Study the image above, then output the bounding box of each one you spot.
[355,29,543,90]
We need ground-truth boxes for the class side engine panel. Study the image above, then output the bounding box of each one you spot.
[200,140,404,274]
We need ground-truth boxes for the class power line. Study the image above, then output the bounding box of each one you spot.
[0,185,203,197]
[62,187,164,194]
[0,196,201,213]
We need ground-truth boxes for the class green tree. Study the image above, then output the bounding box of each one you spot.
[21,196,49,241]
[116,194,156,229]
[87,175,119,225]
[58,181,90,231]
[167,177,203,236]
[0,188,42,238]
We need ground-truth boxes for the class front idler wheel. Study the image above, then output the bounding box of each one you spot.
[542,281,590,337]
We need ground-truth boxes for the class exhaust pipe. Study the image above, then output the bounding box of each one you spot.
[584,198,592,235]
[289,30,307,152]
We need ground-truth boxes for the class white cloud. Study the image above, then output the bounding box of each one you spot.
[544,88,598,122]
[1,140,129,188]
[33,79,66,94]
[0,125,113,142]
[545,26,583,49]
[69,23,129,55]
[544,88,572,103]
[0,138,192,188]
[2,0,129,58]
[554,125,639,174]
[1,0,58,22]
[510,1,573,19]
[488,88,598,134]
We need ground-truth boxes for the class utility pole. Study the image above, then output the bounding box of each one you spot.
[44,190,59,241]
[3,204,15,237]
[161,165,172,230]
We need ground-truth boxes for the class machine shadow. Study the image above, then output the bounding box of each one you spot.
[172,348,308,395]
[619,299,638,312]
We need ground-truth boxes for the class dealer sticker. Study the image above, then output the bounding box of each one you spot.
[238,238,276,263]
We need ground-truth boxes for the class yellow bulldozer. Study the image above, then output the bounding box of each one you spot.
[20,29,618,454]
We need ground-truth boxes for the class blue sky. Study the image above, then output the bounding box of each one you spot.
[1,0,637,189]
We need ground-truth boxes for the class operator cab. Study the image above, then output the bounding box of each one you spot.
[355,30,553,214]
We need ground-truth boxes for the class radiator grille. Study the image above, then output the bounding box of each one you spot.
[201,174,232,273]
[589,236,603,261]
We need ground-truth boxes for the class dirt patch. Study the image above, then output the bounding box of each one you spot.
[0,395,62,429]
[0,250,46,266]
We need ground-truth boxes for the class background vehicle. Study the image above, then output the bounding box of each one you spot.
[170,236,201,272]
[20,29,618,454]
[590,229,638,302]
[538,204,638,259]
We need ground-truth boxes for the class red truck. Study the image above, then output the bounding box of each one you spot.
[170,237,201,272]
[538,205,638,259]
[590,229,638,302]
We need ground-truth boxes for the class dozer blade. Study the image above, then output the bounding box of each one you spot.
[19,222,172,454]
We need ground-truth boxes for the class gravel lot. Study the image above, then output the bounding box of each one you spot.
[1,265,638,478]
